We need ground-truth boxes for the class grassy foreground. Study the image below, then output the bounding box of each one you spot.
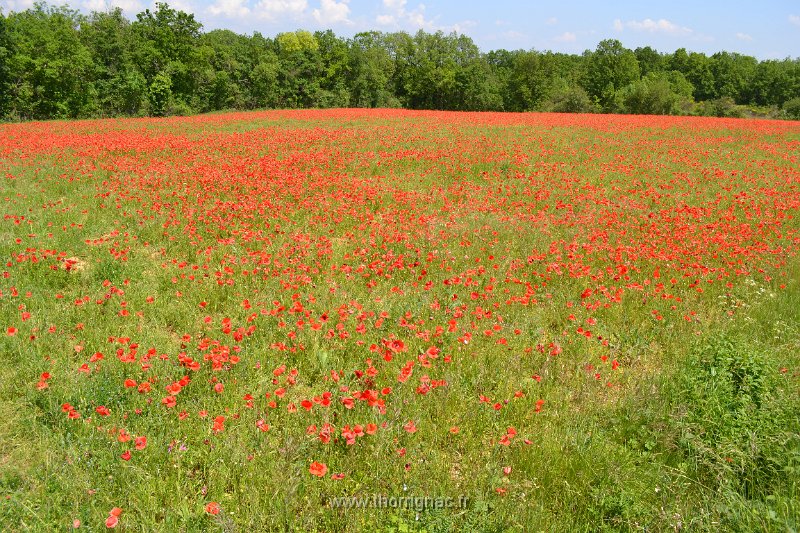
[1,109,799,531]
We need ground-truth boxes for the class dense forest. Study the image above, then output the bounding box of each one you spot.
[1,2,799,121]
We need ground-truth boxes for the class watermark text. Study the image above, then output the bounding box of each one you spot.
[327,494,468,512]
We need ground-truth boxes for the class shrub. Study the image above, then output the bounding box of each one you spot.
[148,72,172,117]
[675,335,799,506]
[695,97,745,118]
[783,97,800,120]
[544,86,599,113]
[616,72,695,115]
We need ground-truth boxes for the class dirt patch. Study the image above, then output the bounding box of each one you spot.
[63,257,88,272]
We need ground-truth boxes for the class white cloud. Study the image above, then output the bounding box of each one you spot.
[451,20,476,33]
[546,17,557,26]
[735,32,753,41]
[383,0,405,10]
[790,14,800,27]
[312,0,350,25]
[375,0,469,33]
[82,0,107,10]
[553,31,576,43]
[207,0,250,18]
[0,0,40,11]
[110,0,143,12]
[79,0,175,15]
[406,4,435,30]
[616,18,692,35]
[154,0,194,14]
[502,29,526,41]
[253,0,307,20]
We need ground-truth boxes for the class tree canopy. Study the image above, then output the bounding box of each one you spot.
[1,2,798,120]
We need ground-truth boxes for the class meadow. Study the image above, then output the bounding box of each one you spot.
[1,109,799,531]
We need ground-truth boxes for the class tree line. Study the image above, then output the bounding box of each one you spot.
[1,2,799,121]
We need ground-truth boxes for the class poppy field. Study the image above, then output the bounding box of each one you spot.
[1,109,799,531]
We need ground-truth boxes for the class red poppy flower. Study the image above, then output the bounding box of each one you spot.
[309,461,328,477]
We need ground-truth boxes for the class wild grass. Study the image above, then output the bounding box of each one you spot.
[0,109,798,531]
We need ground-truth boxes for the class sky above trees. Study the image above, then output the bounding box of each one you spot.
[1,0,799,60]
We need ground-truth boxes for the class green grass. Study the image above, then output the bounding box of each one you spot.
[1,109,799,531]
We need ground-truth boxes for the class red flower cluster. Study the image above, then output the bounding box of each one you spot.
[3,109,798,526]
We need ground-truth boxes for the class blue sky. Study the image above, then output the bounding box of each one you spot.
[3,0,799,59]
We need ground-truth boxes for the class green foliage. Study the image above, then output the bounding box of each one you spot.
[5,3,93,119]
[783,97,800,120]
[634,46,662,77]
[148,70,172,116]
[403,31,460,109]
[348,32,398,108]
[116,70,148,115]
[455,47,503,111]
[674,335,800,516]
[82,15,148,116]
[695,96,746,118]
[0,2,799,119]
[587,483,652,531]
[250,56,280,108]
[750,60,798,107]
[504,51,552,111]
[0,12,11,117]
[544,84,598,113]
[711,51,757,103]
[277,30,319,54]
[583,39,641,111]
[684,51,716,101]
[616,72,694,115]
[131,2,202,107]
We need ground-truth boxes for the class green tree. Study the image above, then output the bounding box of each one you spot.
[504,50,550,111]
[250,53,280,108]
[315,30,350,107]
[276,30,323,107]
[399,30,494,110]
[484,48,515,110]
[634,46,663,77]
[382,31,415,106]
[616,71,694,115]
[148,70,172,116]
[545,83,597,113]
[199,29,261,110]
[0,3,798,121]
[783,97,800,120]
[402,30,459,109]
[276,30,318,54]
[456,53,502,111]
[501,50,582,112]
[669,48,690,73]
[710,51,756,103]
[80,8,145,116]
[685,52,716,101]
[131,2,203,113]
[5,3,94,119]
[348,31,398,108]
[749,59,799,107]
[0,11,12,117]
[452,34,502,111]
[583,39,640,110]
